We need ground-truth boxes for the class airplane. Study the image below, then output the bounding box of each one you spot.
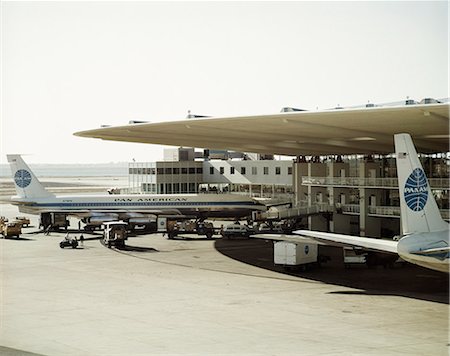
[7,155,266,227]
[293,133,449,273]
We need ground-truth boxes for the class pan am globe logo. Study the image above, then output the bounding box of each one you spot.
[14,169,32,188]
[404,168,428,212]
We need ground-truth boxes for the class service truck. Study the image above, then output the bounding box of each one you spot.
[1,221,22,238]
[274,241,318,271]
[103,221,128,248]
[40,212,69,231]
[157,217,214,239]
[221,223,255,239]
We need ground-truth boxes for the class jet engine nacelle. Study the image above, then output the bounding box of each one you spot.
[128,217,154,224]
[122,212,146,219]
[82,214,119,225]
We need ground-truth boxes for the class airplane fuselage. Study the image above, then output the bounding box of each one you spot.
[397,230,449,273]
[11,193,266,219]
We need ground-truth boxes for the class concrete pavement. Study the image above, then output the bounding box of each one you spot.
[0,220,448,355]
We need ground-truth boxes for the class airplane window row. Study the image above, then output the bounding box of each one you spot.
[39,201,252,207]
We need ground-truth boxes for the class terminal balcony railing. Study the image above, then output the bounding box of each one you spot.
[368,205,400,217]
[339,204,449,220]
[302,177,449,189]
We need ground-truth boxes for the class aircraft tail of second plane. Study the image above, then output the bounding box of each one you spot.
[394,133,448,235]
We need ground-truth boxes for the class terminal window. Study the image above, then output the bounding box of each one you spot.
[210,167,214,175]
[230,167,235,174]
[241,167,246,175]
[275,167,281,175]
[252,167,257,175]
[264,167,269,175]
[220,167,224,174]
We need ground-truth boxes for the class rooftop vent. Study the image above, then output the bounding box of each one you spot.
[420,98,441,104]
[405,99,418,105]
[186,110,210,119]
[128,120,149,124]
[280,107,307,112]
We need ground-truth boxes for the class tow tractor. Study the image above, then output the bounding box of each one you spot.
[59,233,78,248]
[102,221,128,248]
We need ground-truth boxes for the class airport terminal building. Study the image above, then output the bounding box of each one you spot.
[127,146,449,239]
[76,98,449,239]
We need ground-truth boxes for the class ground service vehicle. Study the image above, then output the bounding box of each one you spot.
[157,217,214,239]
[103,221,128,248]
[1,221,22,238]
[15,216,30,227]
[221,224,255,239]
[343,247,367,268]
[40,212,69,231]
[59,234,79,249]
[274,241,319,271]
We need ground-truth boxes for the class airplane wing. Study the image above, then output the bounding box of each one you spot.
[294,230,398,254]
[251,233,323,245]
[410,246,450,256]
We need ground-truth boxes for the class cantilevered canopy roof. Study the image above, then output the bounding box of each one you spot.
[74,103,450,156]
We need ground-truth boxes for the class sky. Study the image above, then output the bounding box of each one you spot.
[1,1,448,163]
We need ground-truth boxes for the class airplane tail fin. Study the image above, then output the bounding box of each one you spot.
[7,155,54,199]
[394,134,448,235]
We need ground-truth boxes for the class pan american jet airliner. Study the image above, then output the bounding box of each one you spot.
[295,134,449,273]
[7,155,266,225]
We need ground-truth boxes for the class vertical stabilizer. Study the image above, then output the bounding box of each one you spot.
[7,155,54,199]
[394,134,447,234]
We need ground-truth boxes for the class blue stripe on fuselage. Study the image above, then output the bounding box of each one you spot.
[29,201,259,208]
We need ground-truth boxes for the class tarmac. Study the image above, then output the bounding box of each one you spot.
[0,209,449,356]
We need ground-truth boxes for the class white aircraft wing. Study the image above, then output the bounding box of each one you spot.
[410,246,450,255]
[294,230,398,254]
[251,233,323,244]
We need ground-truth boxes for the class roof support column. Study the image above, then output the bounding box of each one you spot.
[359,160,367,237]
[327,161,335,233]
